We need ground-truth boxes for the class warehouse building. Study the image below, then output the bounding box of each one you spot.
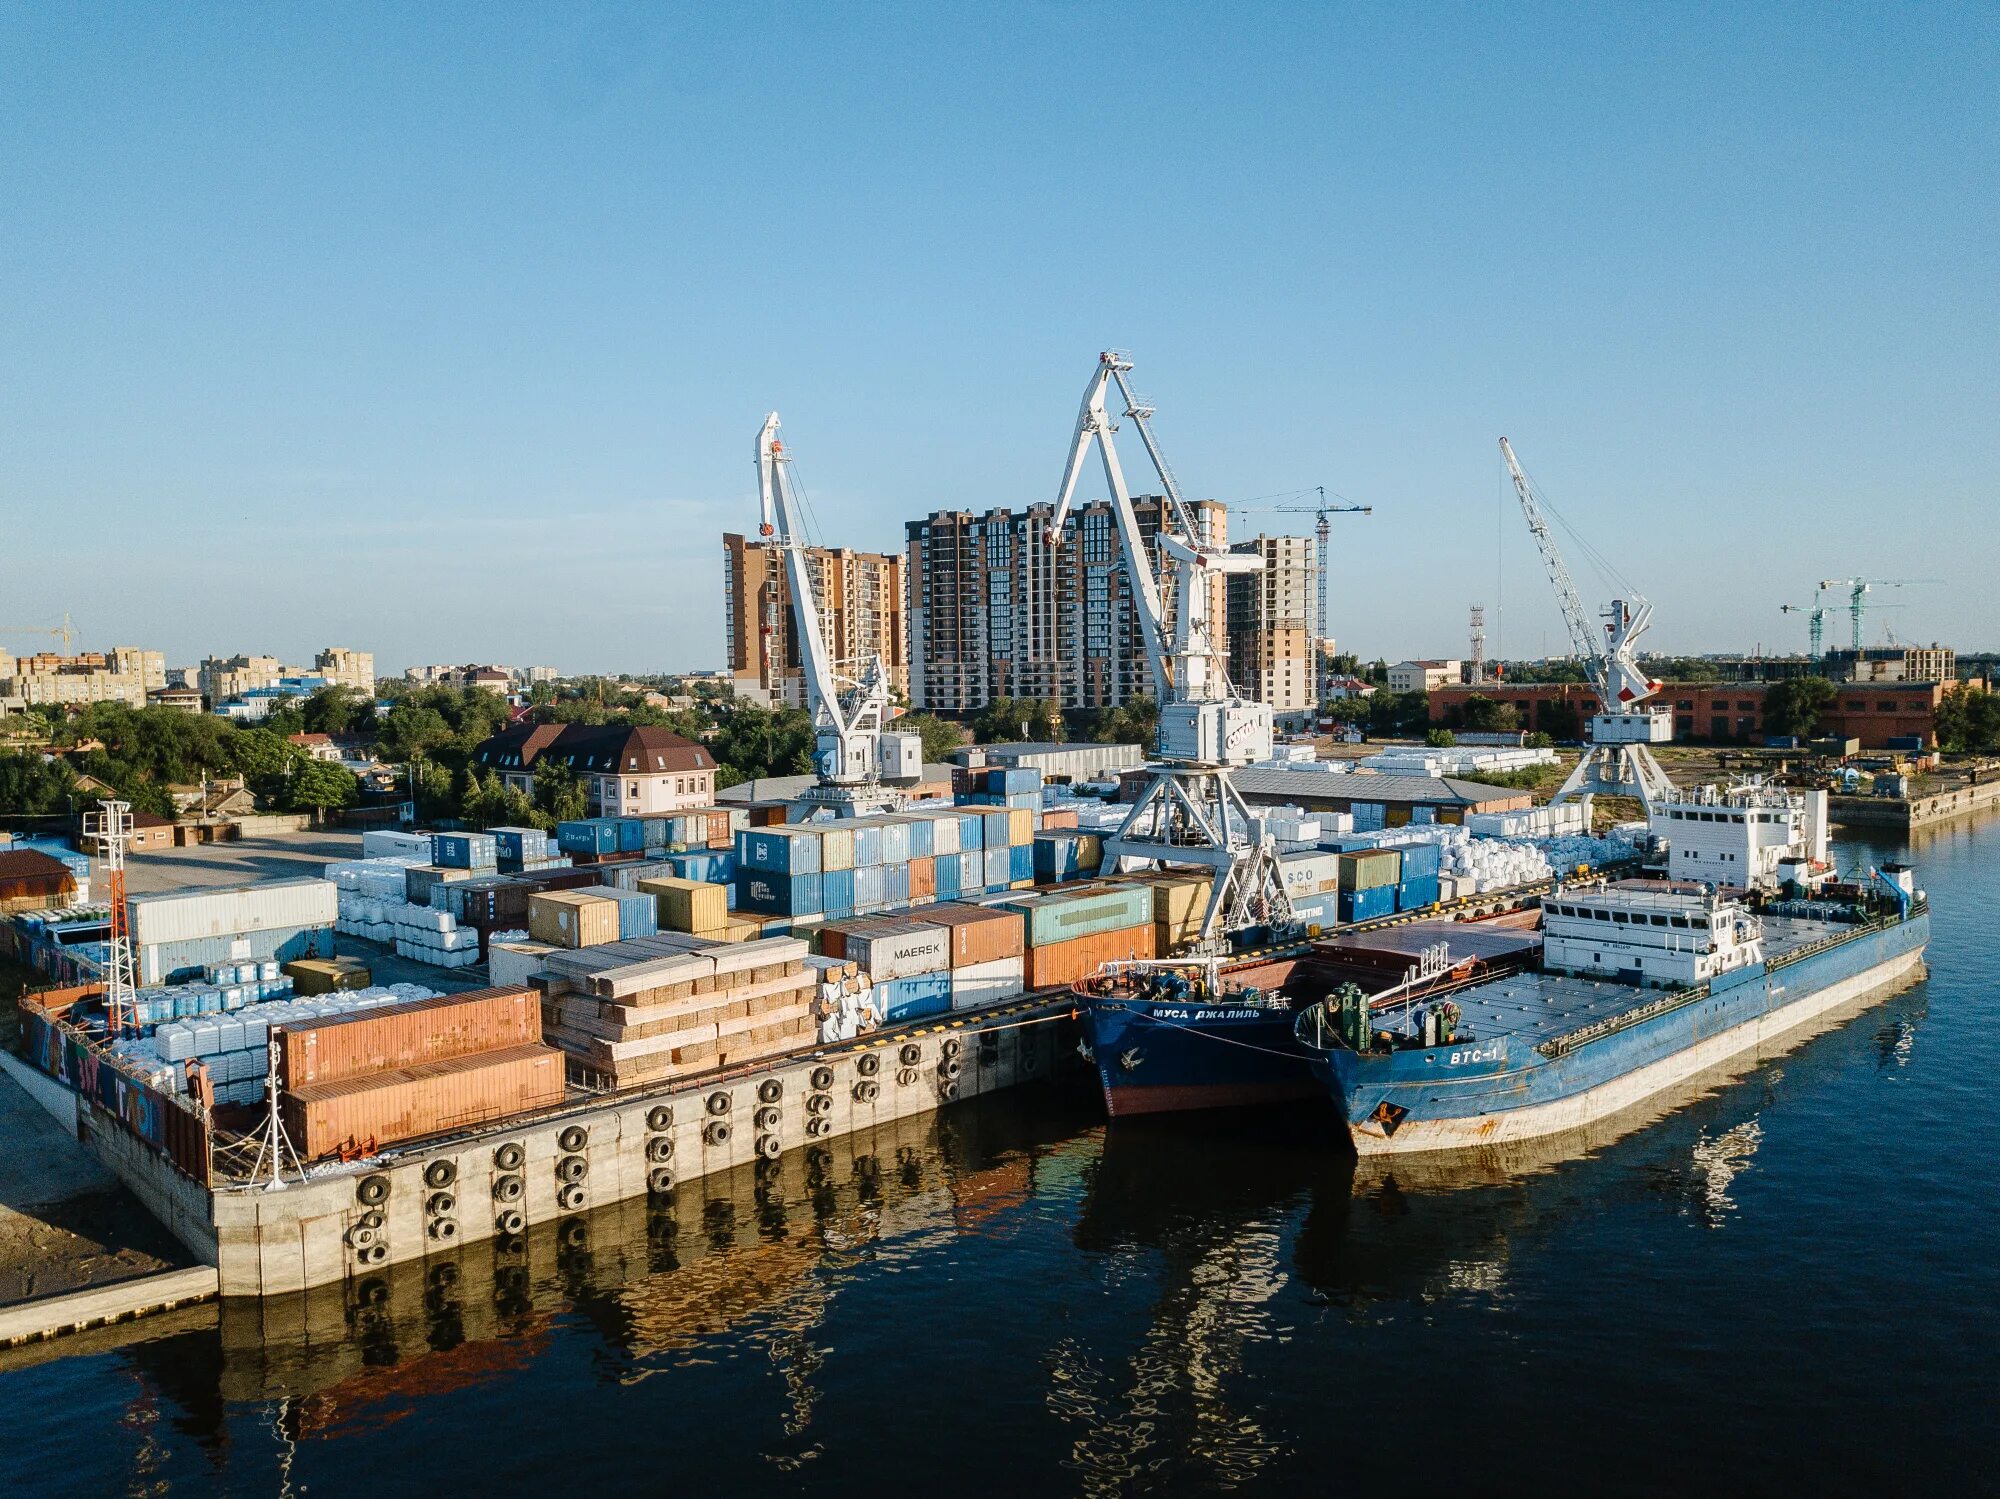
[1174,766,1531,826]
[955,741,1145,783]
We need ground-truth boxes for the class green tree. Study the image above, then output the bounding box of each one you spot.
[1425,727,1457,747]
[1525,731,1554,749]
[1933,685,2000,753]
[531,759,590,824]
[1764,676,1838,738]
[301,686,377,736]
[284,758,359,815]
[1096,694,1159,749]
[0,750,80,818]
[972,696,1031,743]
[1456,695,1521,733]
[896,713,966,765]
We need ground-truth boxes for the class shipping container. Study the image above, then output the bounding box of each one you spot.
[821,866,857,918]
[873,970,953,1024]
[1022,923,1155,989]
[934,851,961,900]
[852,864,887,911]
[823,918,949,980]
[137,924,336,985]
[737,826,823,875]
[1279,850,1341,898]
[981,810,1011,849]
[983,846,1010,890]
[509,865,602,895]
[951,954,1025,1009]
[282,956,372,995]
[955,810,986,851]
[362,829,434,861]
[1040,808,1079,830]
[930,811,961,856]
[1337,848,1402,892]
[899,814,935,858]
[1004,885,1153,947]
[1007,842,1033,884]
[877,819,912,867]
[128,879,339,948]
[819,824,855,872]
[665,849,735,884]
[640,875,730,934]
[1338,885,1396,924]
[489,827,550,864]
[278,985,543,1088]
[432,832,498,870]
[527,891,622,948]
[1396,842,1443,879]
[882,861,909,906]
[571,884,657,940]
[1395,873,1442,912]
[735,869,823,916]
[557,820,620,857]
[921,902,1027,966]
[282,1043,565,1159]
[488,939,556,989]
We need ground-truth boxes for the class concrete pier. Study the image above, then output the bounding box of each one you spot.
[0,1266,218,1348]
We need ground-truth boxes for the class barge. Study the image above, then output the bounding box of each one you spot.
[1297,865,1929,1154]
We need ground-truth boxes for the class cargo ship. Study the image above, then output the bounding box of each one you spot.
[1295,865,1929,1155]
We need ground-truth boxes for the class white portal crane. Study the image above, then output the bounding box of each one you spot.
[1499,437,1674,818]
[1045,353,1293,947]
[755,413,920,818]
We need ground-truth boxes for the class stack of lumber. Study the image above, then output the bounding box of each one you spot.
[536,935,816,1086]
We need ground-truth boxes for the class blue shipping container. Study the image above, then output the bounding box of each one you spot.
[984,847,1010,889]
[956,812,985,851]
[667,850,736,884]
[821,867,857,918]
[1396,874,1442,912]
[935,852,961,900]
[878,820,911,866]
[1291,890,1340,927]
[1002,767,1041,792]
[1338,885,1396,925]
[982,811,1010,848]
[851,823,883,867]
[1396,842,1442,878]
[735,869,822,916]
[558,820,619,856]
[853,864,888,909]
[738,827,823,875]
[874,970,953,1024]
[432,832,498,869]
[884,861,910,906]
[616,819,647,854]
[903,816,934,858]
[1008,842,1033,883]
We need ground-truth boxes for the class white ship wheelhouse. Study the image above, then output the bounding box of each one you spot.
[1541,885,1763,987]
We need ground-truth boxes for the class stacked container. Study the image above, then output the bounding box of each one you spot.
[431,832,499,871]
[1337,847,1401,924]
[996,885,1154,989]
[818,916,952,1022]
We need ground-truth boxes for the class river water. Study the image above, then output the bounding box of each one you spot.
[3,816,1992,1497]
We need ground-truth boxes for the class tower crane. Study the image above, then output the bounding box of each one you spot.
[1498,438,1674,818]
[1233,489,1372,702]
[754,413,921,819]
[0,612,78,652]
[1045,352,1293,948]
[1817,577,1936,654]
[1779,590,1829,660]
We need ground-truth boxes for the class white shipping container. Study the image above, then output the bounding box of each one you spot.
[846,920,951,982]
[129,879,339,947]
[488,940,556,989]
[951,955,1025,1010]
[362,830,435,860]
[1279,851,1341,897]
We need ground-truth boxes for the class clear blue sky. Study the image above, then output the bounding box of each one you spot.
[3,3,1994,675]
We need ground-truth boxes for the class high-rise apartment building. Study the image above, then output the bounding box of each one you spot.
[723,534,908,708]
[0,647,166,709]
[905,497,1228,714]
[1226,534,1315,714]
[314,647,375,693]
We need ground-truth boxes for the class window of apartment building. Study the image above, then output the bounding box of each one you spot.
[1737,701,1757,711]
[1676,699,1694,711]
[1878,702,1898,713]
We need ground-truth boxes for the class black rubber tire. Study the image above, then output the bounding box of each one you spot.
[493,1174,524,1202]
[557,1125,589,1153]
[899,1043,922,1066]
[896,1068,918,1087]
[348,1224,378,1249]
[645,1135,674,1163]
[856,1052,880,1077]
[557,1183,586,1212]
[758,1078,783,1104]
[360,1209,384,1231]
[706,1091,732,1116]
[357,1174,390,1206]
[938,1057,962,1081]
[428,1218,459,1242]
[648,1165,675,1195]
[938,1081,960,1102]
[493,1142,525,1171]
[556,1154,587,1184]
[806,1117,829,1138]
[754,1106,782,1132]
[755,1133,782,1161]
[810,1065,835,1090]
[362,1242,388,1265]
[426,1190,456,1218]
[646,1105,674,1132]
[941,1037,962,1059]
[853,1079,879,1103]
[1021,1049,1040,1073]
[703,1120,731,1147]
[424,1158,457,1189]
[496,1209,525,1236]
[806,1093,832,1115]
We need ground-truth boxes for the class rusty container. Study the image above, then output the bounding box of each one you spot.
[921,902,1027,967]
[277,986,542,1088]
[908,855,936,901]
[282,1044,565,1158]
[1022,923,1155,990]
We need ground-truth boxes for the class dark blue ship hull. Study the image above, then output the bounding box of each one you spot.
[1081,996,1320,1116]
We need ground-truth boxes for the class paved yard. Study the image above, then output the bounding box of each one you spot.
[115,829,366,896]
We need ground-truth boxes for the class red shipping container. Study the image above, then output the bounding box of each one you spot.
[282,1044,565,1158]
[920,903,1027,966]
[278,987,542,1089]
[1022,923,1154,990]
[909,855,936,900]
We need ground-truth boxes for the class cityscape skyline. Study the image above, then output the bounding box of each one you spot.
[4,6,1994,673]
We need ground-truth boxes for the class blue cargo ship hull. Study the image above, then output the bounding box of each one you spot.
[1316,909,1928,1154]
[1081,997,1320,1117]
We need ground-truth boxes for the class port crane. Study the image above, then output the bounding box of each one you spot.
[1499,437,1674,818]
[754,413,920,818]
[1046,352,1293,948]
[1234,489,1372,701]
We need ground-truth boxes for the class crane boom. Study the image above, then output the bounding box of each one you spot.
[1498,438,1602,684]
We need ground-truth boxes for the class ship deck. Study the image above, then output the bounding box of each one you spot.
[1389,914,1855,1049]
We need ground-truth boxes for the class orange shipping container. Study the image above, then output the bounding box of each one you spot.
[1022,923,1154,990]
[1039,808,1078,829]
[909,855,935,901]
[277,987,543,1089]
[920,903,1027,966]
[282,1044,565,1158]
[529,891,622,948]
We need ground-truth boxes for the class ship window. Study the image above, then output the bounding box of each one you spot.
[1670,916,1691,928]
[1593,909,1611,921]
[1651,915,1668,926]
[1611,911,1629,922]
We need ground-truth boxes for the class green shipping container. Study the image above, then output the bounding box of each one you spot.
[1002,885,1153,947]
[1337,848,1402,892]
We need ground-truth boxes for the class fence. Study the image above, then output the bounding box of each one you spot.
[17,998,212,1185]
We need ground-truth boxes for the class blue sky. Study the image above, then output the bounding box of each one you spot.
[3,3,1994,675]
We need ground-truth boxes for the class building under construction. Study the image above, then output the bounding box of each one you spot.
[1226,534,1315,716]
